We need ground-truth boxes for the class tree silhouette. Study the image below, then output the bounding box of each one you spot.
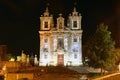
[84,23,116,74]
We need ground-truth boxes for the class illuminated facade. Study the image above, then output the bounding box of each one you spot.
[39,7,83,66]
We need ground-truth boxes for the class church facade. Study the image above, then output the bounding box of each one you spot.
[39,7,83,66]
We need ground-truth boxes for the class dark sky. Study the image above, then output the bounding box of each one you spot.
[0,0,120,55]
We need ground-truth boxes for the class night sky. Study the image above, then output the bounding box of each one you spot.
[0,0,120,55]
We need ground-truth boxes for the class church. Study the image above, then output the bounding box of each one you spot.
[39,7,83,66]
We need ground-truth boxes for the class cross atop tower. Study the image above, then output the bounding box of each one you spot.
[73,7,77,12]
[72,7,78,16]
[74,0,77,6]
[43,3,50,17]
[59,13,62,17]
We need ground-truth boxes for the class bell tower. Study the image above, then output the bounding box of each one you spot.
[67,7,83,66]
[39,7,54,66]
[40,7,54,31]
[68,7,82,30]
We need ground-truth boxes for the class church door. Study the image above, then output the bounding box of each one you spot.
[58,54,64,66]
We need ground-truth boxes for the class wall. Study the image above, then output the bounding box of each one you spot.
[0,45,7,61]
[0,61,21,72]
[5,73,33,80]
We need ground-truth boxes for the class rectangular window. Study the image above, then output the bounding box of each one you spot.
[44,22,48,28]
[73,48,78,52]
[73,38,77,42]
[44,38,48,43]
[74,54,77,59]
[73,21,77,28]
[44,55,47,59]
[43,48,48,52]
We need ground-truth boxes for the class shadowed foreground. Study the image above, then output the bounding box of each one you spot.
[5,66,85,80]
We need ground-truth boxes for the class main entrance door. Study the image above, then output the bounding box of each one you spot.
[58,54,64,66]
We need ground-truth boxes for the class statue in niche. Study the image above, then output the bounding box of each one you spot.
[59,22,62,29]
[57,38,64,49]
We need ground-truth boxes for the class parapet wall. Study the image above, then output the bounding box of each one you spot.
[0,61,21,72]
[6,73,33,80]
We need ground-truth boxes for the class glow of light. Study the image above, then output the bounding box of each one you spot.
[17,56,21,61]
[9,58,15,61]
